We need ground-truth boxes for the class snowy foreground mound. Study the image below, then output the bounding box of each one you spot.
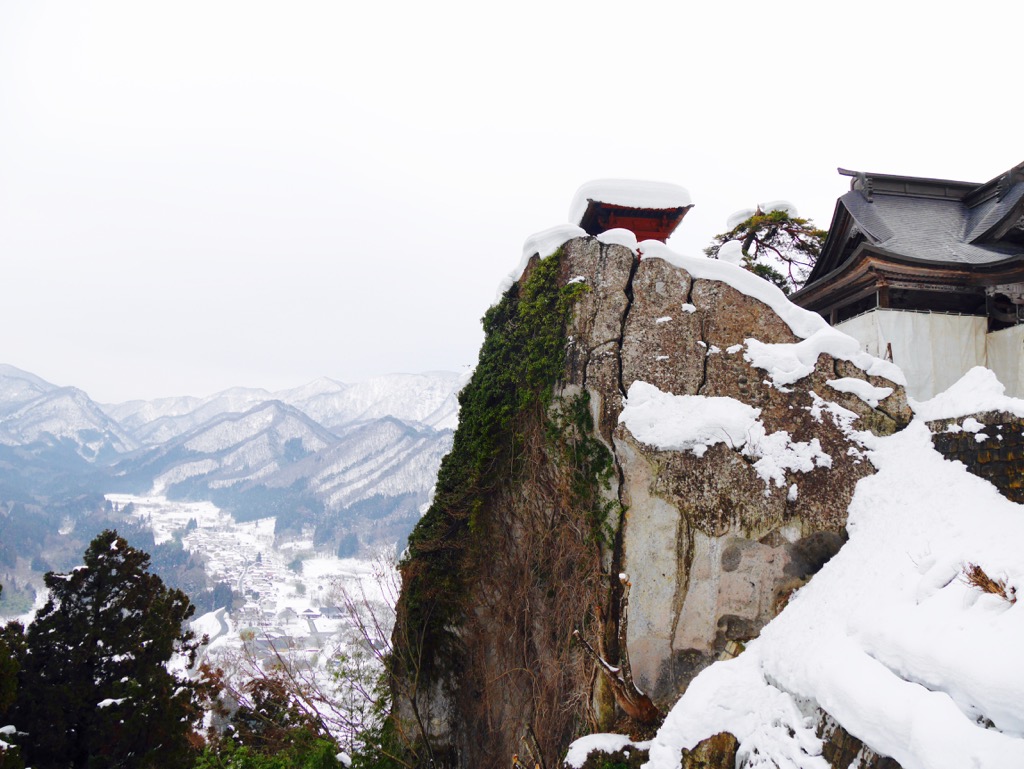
[593,402,1024,769]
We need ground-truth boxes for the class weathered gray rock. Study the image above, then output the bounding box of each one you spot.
[393,236,911,767]
[561,239,909,703]
[564,237,635,442]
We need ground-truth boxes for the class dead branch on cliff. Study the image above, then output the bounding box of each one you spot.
[573,574,663,725]
[962,562,1017,604]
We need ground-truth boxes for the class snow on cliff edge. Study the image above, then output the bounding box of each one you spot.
[510,230,904,387]
[638,379,1024,769]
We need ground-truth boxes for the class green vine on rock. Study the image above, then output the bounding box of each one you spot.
[397,248,589,674]
[545,391,621,546]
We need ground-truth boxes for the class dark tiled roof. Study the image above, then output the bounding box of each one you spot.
[966,184,1024,243]
[840,181,1024,266]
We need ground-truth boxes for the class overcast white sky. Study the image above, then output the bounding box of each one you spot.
[0,0,1019,403]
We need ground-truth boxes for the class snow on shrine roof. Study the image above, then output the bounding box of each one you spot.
[569,179,693,225]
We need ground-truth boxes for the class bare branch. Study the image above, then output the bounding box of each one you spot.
[573,575,662,725]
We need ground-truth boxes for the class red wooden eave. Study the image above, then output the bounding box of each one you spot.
[578,201,691,243]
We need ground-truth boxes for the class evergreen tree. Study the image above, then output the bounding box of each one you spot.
[229,677,324,754]
[7,530,204,769]
[0,588,16,717]
[0,586,25,769]
[705,204,826,294]
[195,674,342,769]
[212,581,234,611]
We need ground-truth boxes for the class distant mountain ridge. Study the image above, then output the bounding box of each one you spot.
[0,364,62,412]
[0,365,140,460]
[102,371,462,445]
[0,364,466,556]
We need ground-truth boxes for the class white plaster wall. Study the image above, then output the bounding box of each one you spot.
[987,324,1024,399]
[837,310,987,400]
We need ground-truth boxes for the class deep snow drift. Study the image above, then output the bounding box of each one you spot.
[644,402,1024,769]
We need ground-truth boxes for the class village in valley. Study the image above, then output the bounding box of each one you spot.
[107,493,393,681]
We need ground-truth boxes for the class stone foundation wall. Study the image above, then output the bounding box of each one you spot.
[928,411,1024,504]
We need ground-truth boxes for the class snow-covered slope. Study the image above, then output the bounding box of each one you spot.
[113,400,453,548]
[272,376,348,406]
[103,372,465,445]
[0,364,61,414]
[639,375,1024,769]
[290,372,464,432]
[0,386,138,459]
[121,400,340,493]
[302,417,453,510]
[0,364,461,572]
[104,387,277,446]
[0,363,462,512]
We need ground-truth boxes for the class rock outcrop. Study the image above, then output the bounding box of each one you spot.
[391,237,910,769]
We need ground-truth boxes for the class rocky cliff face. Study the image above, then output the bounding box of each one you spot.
[391,237,910,769]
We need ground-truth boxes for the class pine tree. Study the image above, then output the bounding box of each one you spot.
[0,585,25,769]
[705,205,826,294]
[0,588,16,717]
[7,530,204,769]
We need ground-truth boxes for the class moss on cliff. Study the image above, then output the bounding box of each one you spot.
[390,245,633,768]
[546,390,619,545]
[397,249,589,675]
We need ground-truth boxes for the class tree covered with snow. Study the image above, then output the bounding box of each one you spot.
[4,530,205,769]
[704,204,826,294]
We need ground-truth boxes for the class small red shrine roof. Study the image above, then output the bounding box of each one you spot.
[570,179,693,242]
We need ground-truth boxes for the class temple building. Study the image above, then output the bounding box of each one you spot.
[791,163,1024,399]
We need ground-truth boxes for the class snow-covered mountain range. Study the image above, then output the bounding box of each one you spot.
[103,372,461,446]
[0,365,138,460]
[0,364,465,555]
